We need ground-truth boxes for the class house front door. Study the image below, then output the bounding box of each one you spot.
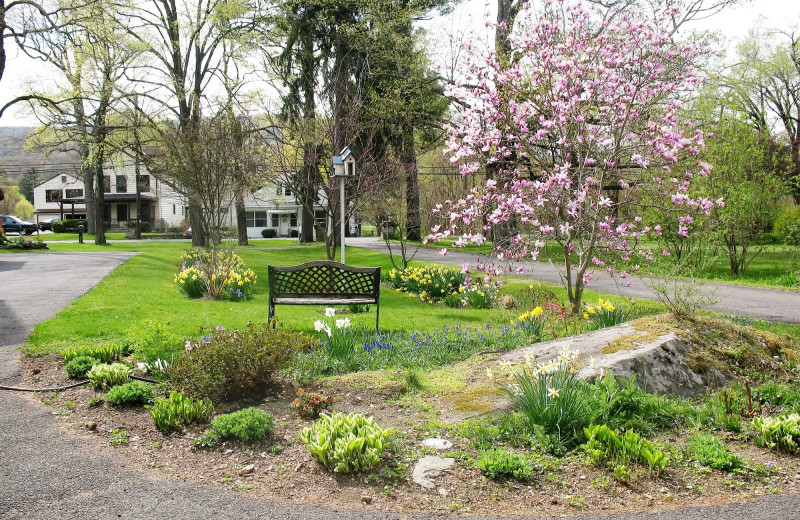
[278,213,290,236]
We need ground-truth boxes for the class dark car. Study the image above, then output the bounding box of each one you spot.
[38,218,61,231]
[1,215,38,235]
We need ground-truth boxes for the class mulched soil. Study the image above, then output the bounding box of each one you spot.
[20,354,800,517]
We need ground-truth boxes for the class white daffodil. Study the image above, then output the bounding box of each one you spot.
[335,318,351,329]
[314,320,326,332]
[325,307,336,317]
[548,387,560,398]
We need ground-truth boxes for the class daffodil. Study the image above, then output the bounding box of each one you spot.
[548,387,560,398]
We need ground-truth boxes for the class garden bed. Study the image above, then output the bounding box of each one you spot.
[19,315,800,517]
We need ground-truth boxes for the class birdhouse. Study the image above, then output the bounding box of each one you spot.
[332,146,356,178]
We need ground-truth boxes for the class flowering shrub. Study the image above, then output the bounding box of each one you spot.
[292,388,335,419]
[169,323,313,401]
[173,248,256,301]
[388,266,465,303]
[582,299,628,329]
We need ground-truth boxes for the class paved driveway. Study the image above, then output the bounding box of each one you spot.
[0,251,797,519]
[349,238,800,325]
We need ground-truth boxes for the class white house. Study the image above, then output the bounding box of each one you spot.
[33,161,187,230]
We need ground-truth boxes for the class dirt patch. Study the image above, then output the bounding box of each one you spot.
[17,349,800,518]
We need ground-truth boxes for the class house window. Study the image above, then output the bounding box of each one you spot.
[138,175,150,192]
[103,176,111,193]
[45,189,62,202]
[246,211,268,227]
[314,210,326,227]
[290,213,297,227]
[116,176,127,193]
[276,186,282,196]
[271,214,279,227]
[65,189,83,199]
[173,204,176,215]
[61,175,67,183]
[284,187,293,197]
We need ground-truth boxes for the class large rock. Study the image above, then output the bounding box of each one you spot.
[411,456,455,490]
[497,320,734,398]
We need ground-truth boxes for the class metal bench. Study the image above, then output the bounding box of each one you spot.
[268,260,381,330]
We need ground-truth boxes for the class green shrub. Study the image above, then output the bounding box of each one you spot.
[451,413,535,450]
[65,356,101,379]
[86,363,133,390]
[753,413,800,453]
[462,283,497,309]
[262,228,277,238]
[106,381,155,405]
[773,205,800,244]
[211,408,275,442]
[170,323,313,401]
[688,434,743,471]
[62,343,123,363]
[583,424,668,476]
[475,447,535,480]
[502,365,591,447]
[150,391,214,434]
[588,374,686,435]
[127,319,184,367]
[443,292,462,308]
[300,412,393,473]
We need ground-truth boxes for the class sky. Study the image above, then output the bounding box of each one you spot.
[2,0,800,127]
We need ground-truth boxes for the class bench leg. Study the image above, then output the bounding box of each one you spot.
[375,302,379,332]
[268,301,275,328]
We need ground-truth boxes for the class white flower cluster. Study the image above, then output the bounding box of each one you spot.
[314,308,351,338]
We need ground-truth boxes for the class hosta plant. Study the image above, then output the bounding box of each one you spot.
[583,424,668,476]
[300,412,392,473]
[62,343,123,363]
[149,391,214,434]
[86,363,133,390]
[753,413,800,453]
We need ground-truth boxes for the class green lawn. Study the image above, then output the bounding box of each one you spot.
[23,240,662,355]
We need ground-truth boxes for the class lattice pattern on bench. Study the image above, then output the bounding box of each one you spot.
[268,261,381,329]
[273,264,376,296]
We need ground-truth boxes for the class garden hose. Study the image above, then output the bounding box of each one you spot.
[0,374,157,392]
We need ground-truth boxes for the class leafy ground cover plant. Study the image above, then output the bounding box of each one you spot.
[86,363,133,390]
[211,408,275,442]
[753,413,800,453]
[475,447,535,480]
[106,381,155,406]
[688,434,743,471]
[65,356,101,379]
[292,388,335,419]
[150,391,214,434]
[170,323,313,401]
[61,344,122,363]
[174,248,257,301]
[583,424,669,477]
[300,412,393,473]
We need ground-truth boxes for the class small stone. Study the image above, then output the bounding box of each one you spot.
[31,368,41,375]
[86,422,97,431]
[238,464,255,476]
[411,456,455,490]
[294,462,304,472]
[438,488,449,497]
[224,449,234,455]
[421,438,453,450]
[660,487,669,494]
[360,495,373,504]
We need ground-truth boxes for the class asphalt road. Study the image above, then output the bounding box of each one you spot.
[348,238,800,325]
[0,251,798,519]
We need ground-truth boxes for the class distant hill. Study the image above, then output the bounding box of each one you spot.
[0,127,80,183]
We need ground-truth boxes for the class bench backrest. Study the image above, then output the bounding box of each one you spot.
[268,261,380,300]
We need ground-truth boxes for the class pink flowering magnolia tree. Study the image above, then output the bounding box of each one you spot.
[429,0,721,313]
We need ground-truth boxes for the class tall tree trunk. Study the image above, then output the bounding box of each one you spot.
[93,164,106,245]
[235,194,248,245]
[401,122,421,241]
